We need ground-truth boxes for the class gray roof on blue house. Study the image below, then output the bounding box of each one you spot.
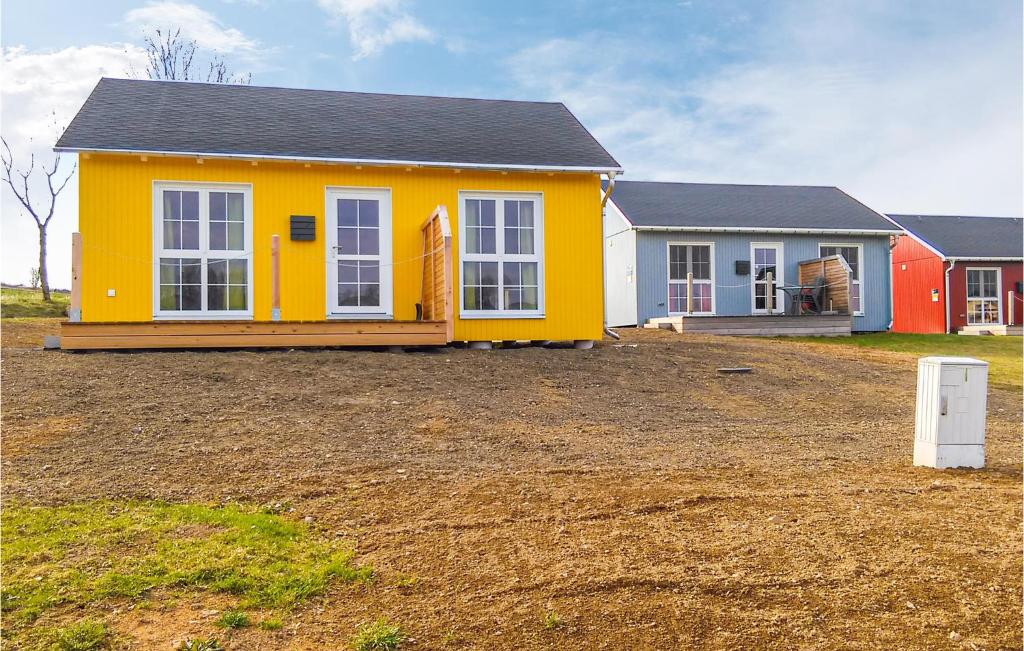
[55,78,621,172]
[607,180,899,232]
[887,214,1023,259]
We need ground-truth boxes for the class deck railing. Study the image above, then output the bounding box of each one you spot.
[420,205,454,342]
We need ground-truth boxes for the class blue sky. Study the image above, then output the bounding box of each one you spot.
[2,0,1021,286]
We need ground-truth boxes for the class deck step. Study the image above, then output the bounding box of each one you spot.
[644,314,852,337]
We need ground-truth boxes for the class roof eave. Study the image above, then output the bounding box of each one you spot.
[54,145,624,175]
[631,225,901,235]
[946,256,1024,262]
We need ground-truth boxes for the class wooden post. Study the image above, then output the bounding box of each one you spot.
[70,232,82,322]
[271,234,281,321]
[686,272,694,314]
[766,271,774,313]
[1009,291,1014,326]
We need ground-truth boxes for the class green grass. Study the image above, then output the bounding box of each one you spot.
[48,619,110,650]
[258,617,284,631]
[1,501,373,647]
[215,609,250,629]
[351,618,407,651]
[542,610,564,631]
[176,639,225,651]
[0,287,69,318]
[793,332,1022,390]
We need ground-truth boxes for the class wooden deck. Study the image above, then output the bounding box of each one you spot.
[59,320,449,350]
[61,206,457,351]
[645,314,852,337]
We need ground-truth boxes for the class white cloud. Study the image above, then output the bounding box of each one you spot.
[1,44,148,287]
[506,10,1023,217]
[123,1,259,55]
[317,0,434,60]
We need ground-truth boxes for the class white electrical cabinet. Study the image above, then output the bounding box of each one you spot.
[913,356,988,469]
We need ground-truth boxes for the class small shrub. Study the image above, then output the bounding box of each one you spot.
[176,639,225,651]
[352,618,407,651]
[216,609,250,629]
[542,610,564,630]
[51,619,109,651]
[259,617,284,630]
[394,574,420,589]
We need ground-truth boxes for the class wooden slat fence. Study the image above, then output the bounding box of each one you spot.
[798,255,852,315]
[420,205,454,342]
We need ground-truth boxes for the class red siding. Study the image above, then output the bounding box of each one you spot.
[948,262,1024,331]
[892,235,946,333]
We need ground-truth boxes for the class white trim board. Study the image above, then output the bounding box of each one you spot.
[58,146,623,175]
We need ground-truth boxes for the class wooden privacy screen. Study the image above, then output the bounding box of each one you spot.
[420,205,454,342]
[798,255,852,314]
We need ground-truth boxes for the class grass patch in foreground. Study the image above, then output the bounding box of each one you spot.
[1,287,69,318]
[48,619,110,650]
[791,332,1022,391]
[1,501,372,645]
[352,618,407,651]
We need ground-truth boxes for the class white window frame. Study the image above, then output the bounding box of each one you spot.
[965,267,1002,325]
[666,241,716,316]
[325,187,394,319]
[819,242,864,316]
[750,242,785,314]
[458,191,545,319]
[152,181,254,320]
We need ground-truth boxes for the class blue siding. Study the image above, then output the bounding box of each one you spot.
[635,231,892,331]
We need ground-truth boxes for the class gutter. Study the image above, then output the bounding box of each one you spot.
[946,256,1024,262]
[54,146,625,175]
[631,225,900,236]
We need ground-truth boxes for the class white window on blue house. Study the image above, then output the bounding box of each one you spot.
[819,244,863,315]
[668,243,714,315]
[459,192,544,318]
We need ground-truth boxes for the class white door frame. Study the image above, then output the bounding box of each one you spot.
[751,242,784,314]
[325,187,393,318]
[965,266,1002,325]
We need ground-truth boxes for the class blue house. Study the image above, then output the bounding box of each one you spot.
[604,181,902,333]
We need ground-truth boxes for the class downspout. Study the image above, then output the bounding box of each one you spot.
[888,235,898,330]
[601,172,621,340]
[944,259,956,334]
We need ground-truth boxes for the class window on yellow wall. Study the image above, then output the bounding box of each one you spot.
[153,183,254,319]
[459,192,544,318]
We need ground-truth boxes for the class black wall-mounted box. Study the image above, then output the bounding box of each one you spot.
[735,260,750,275]
[290,216,316,241]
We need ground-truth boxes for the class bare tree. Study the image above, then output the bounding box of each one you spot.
[130,28,252,84]
[1,130,76,303]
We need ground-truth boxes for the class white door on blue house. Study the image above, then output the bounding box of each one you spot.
[326,188,393,318]
[751,243,784,314]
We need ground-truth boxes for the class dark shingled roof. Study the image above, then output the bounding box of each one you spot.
[887,214,1024,259]
[607,180,899,232]
[55,78,621,171]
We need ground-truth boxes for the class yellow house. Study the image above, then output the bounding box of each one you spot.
[55,78,622,350]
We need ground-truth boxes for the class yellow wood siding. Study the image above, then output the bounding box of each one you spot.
[78,154,604,341]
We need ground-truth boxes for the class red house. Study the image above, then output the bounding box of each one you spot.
[888,214,1023,334]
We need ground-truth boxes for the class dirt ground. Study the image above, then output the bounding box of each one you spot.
[2,320,1021,650]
